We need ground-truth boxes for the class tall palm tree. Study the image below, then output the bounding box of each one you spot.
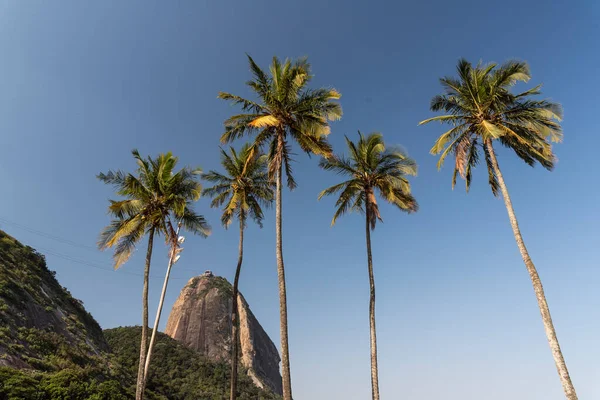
[218,55,342,400]
[318,132,418,400]
[202,143,273,400]
[97,150,210,400]
[420,59,577,399]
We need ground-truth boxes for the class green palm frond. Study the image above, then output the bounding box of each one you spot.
[180,208,211,237]
[112,220,146,270]
[108,199,143,219]
[319,132,418,230]
[422,58,562,194]
[219,55,342,189]
[202,143,274,229]
[98,150,210,269]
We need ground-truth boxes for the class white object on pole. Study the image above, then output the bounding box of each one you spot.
[178,236,185,244]
[173,254,181,263]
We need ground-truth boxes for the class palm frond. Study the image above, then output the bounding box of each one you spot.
[483,144,500,196]
[179,208,211,237]
[319,132,418,228]
[219,55,342,194]
[423,58,562,194]
[108,199,143,219]
[202,143,273,228]
[98,150,210,269]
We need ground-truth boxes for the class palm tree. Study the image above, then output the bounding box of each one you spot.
[97,150,210,400]
[318,132,418,400]
[218,55,342,399]
[202,143,273,400]
[420,59,577,399]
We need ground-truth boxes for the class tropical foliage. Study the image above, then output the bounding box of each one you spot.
[202,143,273,400]
[0,229,106,372]
[105,327,281,400]
[420,58,562,193]
[97,150,210,399]
[421,59,576,399]
[202,144,273,228]
[319,132,417,400]
[218,55,342,400]
[0,53,577,400]
[218,55,342,185]
[97,150,210,269]
[318,132,418,226]
[0,327,282,400]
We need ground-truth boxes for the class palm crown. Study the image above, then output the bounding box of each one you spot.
[420,59,563,195]
[97,150,211,268]
[218,55,342,188]
[319,132,418,229]
[202,143,274,228]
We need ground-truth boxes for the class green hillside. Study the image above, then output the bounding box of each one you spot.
[0,230,279,399]
[105,327,280,400]
[0,229,108,371]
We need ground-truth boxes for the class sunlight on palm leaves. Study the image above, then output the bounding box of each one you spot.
[421,60,578,400]
[97,150,211,269]
[318,132,418,229]
[420,58,563,195]
[218,55,342,188]
[202,143,274,227]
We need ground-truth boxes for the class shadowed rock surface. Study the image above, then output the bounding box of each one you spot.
[165,272,283,395]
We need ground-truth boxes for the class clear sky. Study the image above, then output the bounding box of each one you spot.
[0,1,598,399]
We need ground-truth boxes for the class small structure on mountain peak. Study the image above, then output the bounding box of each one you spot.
[203,270,213,277]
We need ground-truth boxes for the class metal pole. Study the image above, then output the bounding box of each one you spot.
[144,221,182,380]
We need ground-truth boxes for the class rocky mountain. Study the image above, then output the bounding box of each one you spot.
[0,229,108,370]
[165,272,283,395]
[0,230,281,399]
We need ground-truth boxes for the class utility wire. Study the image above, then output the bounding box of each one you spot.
[0,215,204,274]
[36,244,194,281]
[0,216,97,250]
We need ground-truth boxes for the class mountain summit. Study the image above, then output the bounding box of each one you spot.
[165,271,283,395]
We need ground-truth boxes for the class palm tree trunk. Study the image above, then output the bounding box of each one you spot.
[230,217,244,400]
[276,165,293,400]
[136,228,154,400]
[144,224,181,382]
[485,139,577,400]
[364,195,380,400]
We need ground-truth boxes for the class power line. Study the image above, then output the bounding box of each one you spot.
[36,244,194,281]
[0,216,96,250]
[0,215,204,273]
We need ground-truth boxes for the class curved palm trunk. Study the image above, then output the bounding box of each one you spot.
[136,228,154,400]
[144,224,181,382]
[364,196,380,400]
[485,140,577,400]
[276,166,293,400]
[230,218,244,400]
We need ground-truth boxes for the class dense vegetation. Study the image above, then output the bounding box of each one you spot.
[0,326,281,400]
[97,150,211,399]
[104,327,280,400]
[0,230,107,371]
[0,231,279,399]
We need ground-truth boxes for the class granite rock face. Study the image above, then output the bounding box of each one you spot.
[165,272,282,395]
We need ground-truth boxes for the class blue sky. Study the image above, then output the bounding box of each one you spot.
[0,1,598,399]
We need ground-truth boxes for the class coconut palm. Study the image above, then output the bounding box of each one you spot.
[420,59,577,399]
[218,55,342,399]
[202,143,273,400]
[97,150,210,400]
[318,132,418,400]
